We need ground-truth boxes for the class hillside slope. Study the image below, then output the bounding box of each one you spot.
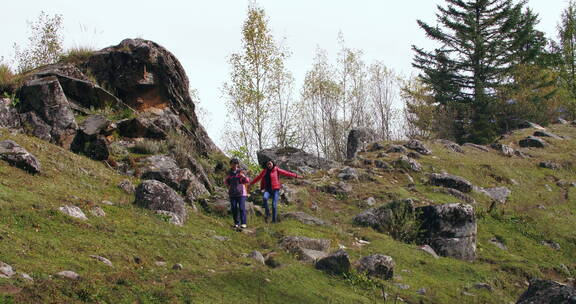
[1,122,576,303]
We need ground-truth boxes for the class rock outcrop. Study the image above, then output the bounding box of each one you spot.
[404,139,432,155]
[315,249,351,274]
[356,254,395,280]
[519,136,547,148]
[428,173,473,193]
[346,128,375,159]
[257,147,337,173]
[0,140,41,174]
[0,98,21,129]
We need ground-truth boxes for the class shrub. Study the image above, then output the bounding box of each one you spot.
[131,139,168,155]
[381,200,422,243]
[59,46,96,64]
[0,64,15,93]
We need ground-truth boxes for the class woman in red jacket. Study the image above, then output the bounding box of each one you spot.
[250,160,301,223]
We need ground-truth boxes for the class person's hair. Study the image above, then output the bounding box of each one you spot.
[264,160,275,169]
[230,158,240,165]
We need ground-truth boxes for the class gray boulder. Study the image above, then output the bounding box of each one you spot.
[516,279,576,304]
[118,179,135,194]
[490,143,514,157]
[315,249,351,274]
[353,199,416,232]
[70,115,116,160]
[18,76,78,148]
[117,116,166,139]
[0,98,21,129]
[89,255,113,267]
[394,155,422,172]
[540,161,562,170]
[428,173,473,193]
[321,181,352,195]
[281,236,331,263]
[519,136,547,148]
[0,262,15,278]
[463,143,490,152]
[58,205,88,220]
[479,187,511,204]
[281,212,326,226]
[19,112,52,142]
[280,184,299,205]
[337,166,358,180]
[356,254,395,280]
[247,251,265,265]
[257,147,337,174]
[416,203,477,261]
[387,145,408,154]
[374,160,391,169]
[437,139,464,153]
[135,180,187,225]
[404,139,432,155]
[55,270,80,280]
[0,140,41,174]
[346,128,376,159]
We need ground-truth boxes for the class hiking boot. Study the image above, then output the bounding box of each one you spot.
[232,224,239,229]
[241,224,247,228]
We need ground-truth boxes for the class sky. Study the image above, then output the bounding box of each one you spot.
[0,0,567,149]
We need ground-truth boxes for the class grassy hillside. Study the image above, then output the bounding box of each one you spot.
[1,123,575,303]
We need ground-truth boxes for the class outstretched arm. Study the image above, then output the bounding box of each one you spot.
[250,170,265,187]
[277,168,299,179]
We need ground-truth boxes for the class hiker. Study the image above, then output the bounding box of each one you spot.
[224,158,250,228]
[250,160,302,223]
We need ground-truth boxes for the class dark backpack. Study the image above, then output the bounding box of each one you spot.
[227,170,244,197]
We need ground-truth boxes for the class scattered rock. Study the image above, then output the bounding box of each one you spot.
[19,273,33,282]
[281,212,326,226]
[374,159,391,169]
[280,184,299,205]
[395,283,410,290]
[55,271,80,280]
[322,181,352,195]
[337,166,359,180]
[89,255,113,267]
[479,187,512,204]
[489,238,508,251]
[417,203,477,261]
[346,128,376,159]
[541,240,561,250]
[101,200,114,206]
[418,245,439,259]
[247,251,265,265]
[517,279,576,304]
[437,139,464,153]
[365,197,376,207]
[428,173,473,193]
[135,180,187,225]
[118,179,135,194]
[58,205,88,220]
[545,184,553,192]
[417,288,427,295]
[155,210,185,226]
[0,262,15,278]
[387,145,408,154]
[90,206,106,217]
[356,254,395,280]
[490,143,515,157]
[369,142,385,152]
[519,136,547,148]
[315,249,351,274]
[404,139,432,155]
[0,140,41,174]
[534,130,562,139]
[463,143,490,152]
[154,261,167,267]
[407,151,421,159]
[473,283,493,292]
[280,236,330,253]
[172,263,183,270]
[213,235,230,242]
[557,180,576,188]
[540,161,562,170]
[557,118,569,124]
[394,156,422,172]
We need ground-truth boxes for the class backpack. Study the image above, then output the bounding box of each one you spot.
[227,170,244,197]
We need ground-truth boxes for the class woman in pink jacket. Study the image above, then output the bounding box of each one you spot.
[250,160,302,223]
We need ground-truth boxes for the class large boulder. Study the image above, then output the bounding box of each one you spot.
[516,279,576,304]
[18,76,78,148]
[315,249,351,274]
[0,98,21,129]
[404,139,432,155]
[0,140,41,174]
[356,254,395,280]
[353,199,416,232]
[19,112,52,142]
[257,147,337,174]
[394,155,422,172]
[280,236,331,263]
[416,203,477,261]
[428,173,473,193]
[135,180,187,225]
[82,38,218,156]
[346,128,375,159]
[478,187,511,204]
[117,116,166,139]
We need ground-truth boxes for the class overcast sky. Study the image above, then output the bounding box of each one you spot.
[0,0,567,149]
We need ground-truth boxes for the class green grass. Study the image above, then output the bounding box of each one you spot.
[1,124,576,303]
[59,46,96,65]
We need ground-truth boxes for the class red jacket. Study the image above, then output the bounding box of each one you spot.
[250,166,298,190]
